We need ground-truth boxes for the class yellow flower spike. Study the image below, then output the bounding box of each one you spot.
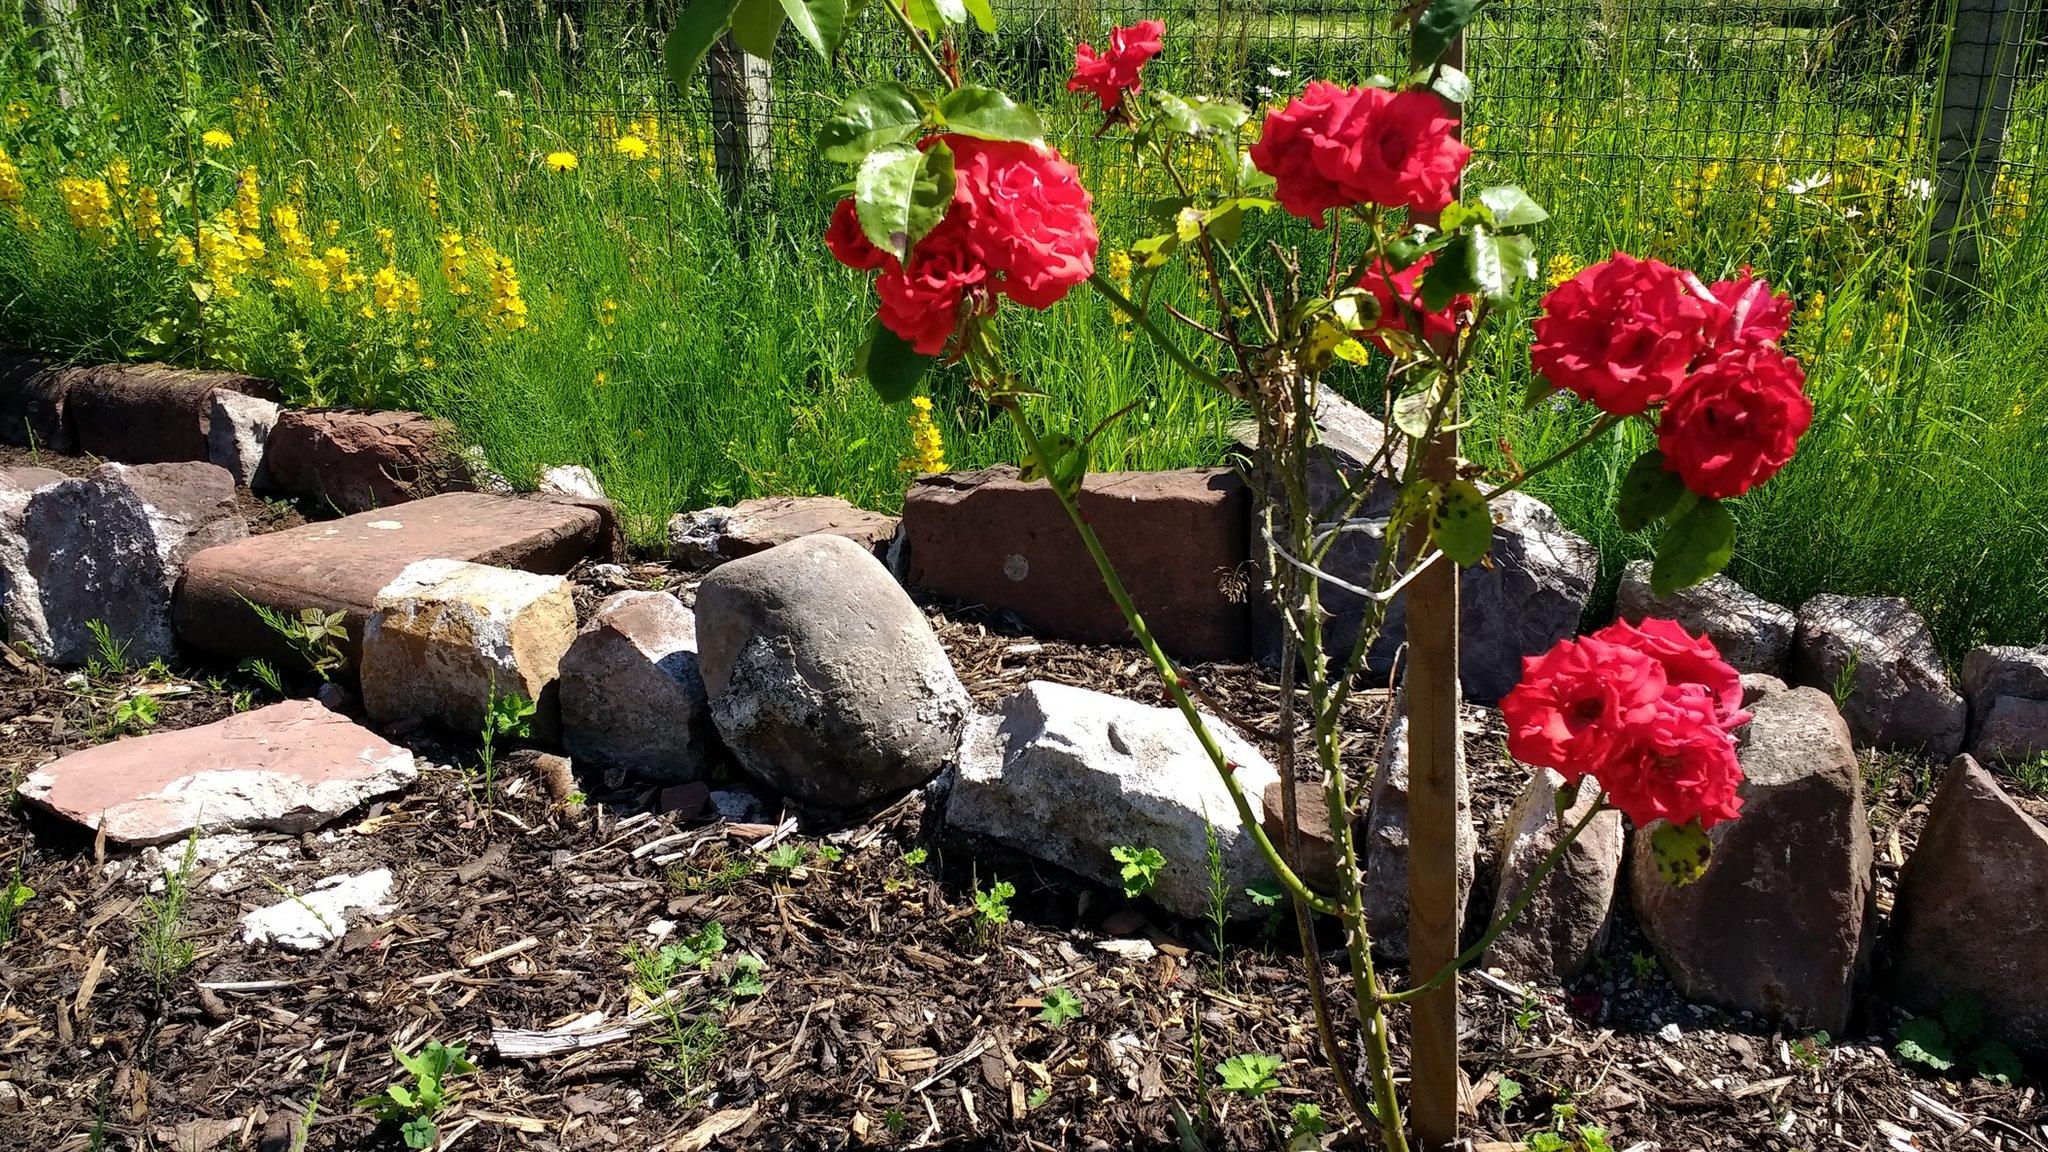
[614,135,650,161]
[2,101,29,127]
[131,185,162,238]
[234,167,262,234]
[171,235,196,266]
[1544,253,1581,289]
[898,395,947,475]
[202,128,235,151]
[544,150,579,173]
[0,147,26,209]
[57,176,117,246]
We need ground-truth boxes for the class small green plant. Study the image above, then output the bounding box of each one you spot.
[103,692,160,737]
[1036,986,1084,1027]
[1216,1052,1283,1097]
[1512,991,1542,1033]
[1496,1076,1523,1110]
[136,827,200,991]
[668,852,755,894]
[1527,1127,1615,1152]
[244,600,350,682]
[239,657,286,697]
[1110,844,1166,898]
[475,681,536,803]
[1025,1086,1051,1110]
[971,879,1015,941]
[1203,820,1230,966]
[764,842,810,872]
[0,851,33,949]
[882,1108,909,1136]
[817,844,845,865]
[901,846,929,867]
[2010,752,2048,797]
[1829,652,1861,710]
[624,920,759,1097]
[626,922,730,996]
[1895,996,2022,1084]
[1629,950,1658,981]
[1286,1103,1330,1151]
[85,619,132,678]
[1790,1030,1830,1070]
[356,1040,476,1150]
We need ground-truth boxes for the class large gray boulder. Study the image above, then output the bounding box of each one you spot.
[1959,645,2048,764]
[1362,693,1477,961]
[949,680,1281,921]
[1483,767,1625,984]
[559,590,716,784]
[0,465,67,653]
[1614,560,1795,675]
[1789,594,1965,757]
[1629,687,1874,1032]
[20,462,246,665]
[695,533,970,810]
[1885,755,2048,1056]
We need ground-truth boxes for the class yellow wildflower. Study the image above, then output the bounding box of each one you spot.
[594,370,608,386]
[170,235,196,266]
[1107,249,1133,284]
[1465,124,1488,151]
[485,250,527,332]
[1543,252,1581,288]
[420,173,441,215]
[202,128,235,151]
[898,396,947,475]
[372,265,422,315]
[131,185,163,239]
[322,219,339,238]
[57,176,116,244]
[375,226,395,259]
[613,135,650,161]
[234,167,262,234]
[198,212,252,297]
[438,230,469,294]
[386,124,404,143]
[104,158,132,201]
[598,298,618,327]
[322,246,363,293]
[0,146,25,207]
[646,165,662,182]
[2,101,29,127]
[272,204,313,260]
[544,150,579,173]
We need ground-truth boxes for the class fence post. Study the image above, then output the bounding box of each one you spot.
[26,0,83,108]
[706,33,774,207]
[1924,0,2026,291]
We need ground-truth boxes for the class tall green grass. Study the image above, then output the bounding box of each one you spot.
[0,0,2040,656]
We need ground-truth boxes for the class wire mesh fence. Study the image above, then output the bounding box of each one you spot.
[88,0,2048,275]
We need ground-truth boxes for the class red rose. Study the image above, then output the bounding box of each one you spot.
[1068,20,1165,112]
[874,219,991,355]
[1657,341,1811,499]
[1250,83,1469,222]
[947,135,1098,309]
[1531,253,1717,415]
[1600,689,1746,829]
[1319,88,1468,215]
[1704,268,1794,352]
[1502,634,1667,772]
[1592,617,1748,729]
[1357,254,1464,353]
[1248,81,1366,222]
[825,198,891,272]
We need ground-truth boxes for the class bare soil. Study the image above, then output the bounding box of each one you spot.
[0,556,2041,1152]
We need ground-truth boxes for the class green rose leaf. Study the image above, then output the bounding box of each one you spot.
[1428,64,1471,104]
[1412,0,1480,69]
[1478,185,1549,228]
[663,0,746,87]
[1429,478,1494,567]
[1418,231,1479,312]
[939,86,1045,144]
[859,321,932,403]
[1895,1016,1956,1072]
[820,82,925,165]
[777,0,849,61]
[854,139,955,261]
[960,0,997,32]
[1617,448,1688,532]
[1153,92,1251,138]
[729,0,785,58]
[1651,497,1735,595]
[1649,819,1713,886]
[1552,777,1583,821]
[1393,376,1445,439]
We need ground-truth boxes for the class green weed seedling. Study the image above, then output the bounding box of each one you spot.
[1896,996,2023,1084]
[1526,1127,1616,1152]
[0,851,32,949]
[1286,1103,1330,1151]
[244,599,349,682]
[103,692,160,737]
[1216,1052,1282,1097]
[971,879,1015,944]
[1036,986,1084,1027]
[357,1040,476,1150]
[764,842,810,873]
[137,827,200,992]
[1110,844,1165,898]
[85,619,131,679]
[239,657,286,698]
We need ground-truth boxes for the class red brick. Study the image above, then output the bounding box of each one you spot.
[66,362,281,464]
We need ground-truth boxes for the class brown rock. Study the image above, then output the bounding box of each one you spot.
[65,362,280,464]
[902,466,1250,663]
[667,495,898,569]
[174,492,604,666]
[1885,755,2048,1055]
[1790,594,1965,757]
[1363,692,1477,962]
[1629,686,1874,1031]
[1260,779,1351,894]
[359,560,577,733]
[0,352,80,452]
[1483,767,1625,984]
[265,409,472,513]
[18,699,416,845]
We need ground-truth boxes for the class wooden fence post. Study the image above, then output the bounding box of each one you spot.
[1924,0,2026,291]
[1405,29,1468,1152]
[706,32,774,207]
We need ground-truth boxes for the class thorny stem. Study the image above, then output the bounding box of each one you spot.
[1382,794,1610,1005]
[1087,272,1223,391]
[882,0,955,90]
[1487,412,1625,501]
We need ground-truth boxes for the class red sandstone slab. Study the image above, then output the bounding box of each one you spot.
[174,492,604,665]
[20,699,417,846]
[66,362,281,465]
[901,466,1251,663]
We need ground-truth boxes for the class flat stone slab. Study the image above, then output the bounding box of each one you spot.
[20,699,417,845]
[668,495,899,569]
[66,362,281,466]
[174,493,605,666]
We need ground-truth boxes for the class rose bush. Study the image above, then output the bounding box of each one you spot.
[1067,20,1165,112]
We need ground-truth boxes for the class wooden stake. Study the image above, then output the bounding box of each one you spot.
[1406,29,1467,1152]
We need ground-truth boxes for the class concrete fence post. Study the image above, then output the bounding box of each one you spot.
[706,32,774,207]
[1925,0,2027,292]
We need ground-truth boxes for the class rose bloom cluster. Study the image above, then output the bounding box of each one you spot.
[826,136,1099,355]
[1249,80,1470,221]
[1533,256,1811,500]
[1068,20,1165,111]
[1502,618,1750,830]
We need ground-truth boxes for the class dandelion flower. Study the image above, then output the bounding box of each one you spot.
[613,135,650,161]
[544,150,579,173]
[202,128,236,151]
